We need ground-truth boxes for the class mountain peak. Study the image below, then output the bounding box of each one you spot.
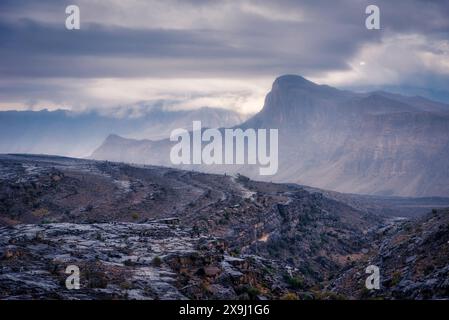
[251,75,344,119]
[103,134,138,144]
[273,74,317,89]
[271,75,343,98]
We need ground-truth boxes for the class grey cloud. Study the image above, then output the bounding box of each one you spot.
[0,0,385,79]
[0,14,374,78]
[1,0,449,107]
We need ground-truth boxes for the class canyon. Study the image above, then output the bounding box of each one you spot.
[1,154,448,299]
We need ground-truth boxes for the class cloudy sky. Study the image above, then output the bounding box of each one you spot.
[1,0,449,114]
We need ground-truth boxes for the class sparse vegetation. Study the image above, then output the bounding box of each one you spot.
[284,275,304,289]
[241,286,260,299]
[32,208,49,218]
[390,271,402,286]
[131,212,139,220]
[152,256,163,267]
[280,292,298,300]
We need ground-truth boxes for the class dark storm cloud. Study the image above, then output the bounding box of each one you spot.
[1,0,447,78]
[1,0,449,108]
[0,20,233,58]
[0,0,380,78]
[0,18,368,78]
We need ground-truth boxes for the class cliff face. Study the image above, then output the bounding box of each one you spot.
[91,75,449,197]
[244,75,449,197]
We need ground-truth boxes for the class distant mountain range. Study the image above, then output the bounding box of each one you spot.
[0,107,246,158]
[91,75,449,197]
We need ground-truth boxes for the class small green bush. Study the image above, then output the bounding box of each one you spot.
[131,212,139,220]
[152,256,162,267]
[285,275,304,289]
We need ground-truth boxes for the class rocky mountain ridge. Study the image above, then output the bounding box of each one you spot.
[91,75,449,197]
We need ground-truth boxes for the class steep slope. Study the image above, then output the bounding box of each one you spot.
[243,75,449,196]
[330,209,449,299]
[91,75,449,197]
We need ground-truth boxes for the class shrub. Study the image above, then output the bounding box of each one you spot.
[280,292,298,300]
[32,208,49,218]
[285,275,304,289]
[131,212,139,220]
[244,286,260,299]
[390,271,402,286]
[119,281,132,290]
[152,256,162,267]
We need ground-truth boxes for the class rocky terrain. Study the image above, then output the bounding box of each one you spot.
[330,209,449,299]
[0,154,448,299]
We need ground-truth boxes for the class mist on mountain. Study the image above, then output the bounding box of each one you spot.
[91,75,449,197]
[0,106,246,158]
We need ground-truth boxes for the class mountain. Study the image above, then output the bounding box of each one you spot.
[0,107,246,158]
[91,75,449,197]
